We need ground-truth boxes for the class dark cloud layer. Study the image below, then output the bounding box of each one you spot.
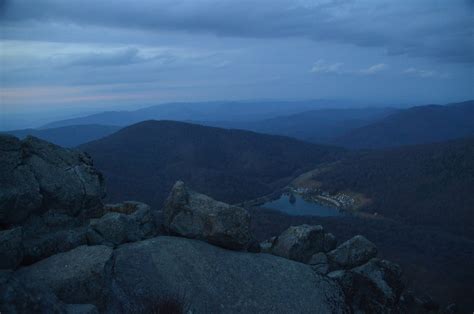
[2,0,473,63]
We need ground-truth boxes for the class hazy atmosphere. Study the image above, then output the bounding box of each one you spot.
[1,0,473,124]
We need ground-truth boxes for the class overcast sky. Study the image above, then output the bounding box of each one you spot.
[1,0,473,118]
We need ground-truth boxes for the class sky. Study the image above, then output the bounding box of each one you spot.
[0,0,473,123]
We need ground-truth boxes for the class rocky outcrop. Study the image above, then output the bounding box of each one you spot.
[0,227,23,269]
[309,252,330,274]
[109,236,348,314]
[0,271,67,313]
[0,135,105,225]
[328,258,403,313]
[327,235,377,269]
[270,224,337,263]
[164,181,253,250]
[261,226,409,313]
[87,202,158,247]
[17,245,113,309]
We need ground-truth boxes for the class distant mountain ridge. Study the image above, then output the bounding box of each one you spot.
[200,107,396,143]
[42,99,356,129]
[2,124,121,148]
[13,99,474,150]
[333,100,474,149]
[79,120,343,208]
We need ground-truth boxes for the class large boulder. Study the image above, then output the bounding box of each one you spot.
[0,227,24,269]
[328,258,403,313]
[109,236,348,313]
[309,252,330,274]
[23,228,88,265]
[271,224,337,263]
[352,258,404,306]
[17,245,113,309]
[163,181,252,250]
[327,235,377,269]
[0,135,105,225]
[0,271,66,314]
[87,203,157,246]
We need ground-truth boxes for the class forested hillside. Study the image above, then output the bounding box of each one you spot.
[312,137,474,238]
[80,120,343,208]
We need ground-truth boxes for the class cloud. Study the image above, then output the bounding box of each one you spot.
[360,63,388,75]
[310,59,344,74]
[62,47,145,67]
[403,67,448,79]
[1,0,473,63]
[311,61,388,76]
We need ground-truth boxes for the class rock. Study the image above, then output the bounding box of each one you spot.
[104,201,150,214]
[309,252,330,274]
[0,270,67,313]
[17,245,113,309]
[443,303,458,314]
[398,290,441,314]
[0,227,24,269]
[328,269,392,313]
[23,228,88,264]
[88,213,133,246]
[327,235,377,269]
[164,181,253,250]
[87,205,157,246]
[329,258,403,313]
[0,135,105,225]
[259,236,276,253]
[271,224,337,263]
[109,236,348,314]
[352,258,403,306]
[323,232,337,252]
[0,135,42,224]
[66,304,99,314]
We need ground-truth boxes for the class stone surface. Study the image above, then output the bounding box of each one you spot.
[87,206,157,246]
[23,228,88,264]
[17,245,113,308]
[0,135,42,224]
[271,224,337,263]
[327,235,377,269]
[352,258,403,306]
[309,252,330,274]
[0,135,105,225]
[0,270,66,314]
[328,258,403,313]
[66,304,99,314]
[259,236,276,253]
[0,227,24,269]
[164,181,253,250]
[104,201,150,215]
[109,236,348,314]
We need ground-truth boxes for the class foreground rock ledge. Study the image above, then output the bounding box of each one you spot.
[109,236,348,313]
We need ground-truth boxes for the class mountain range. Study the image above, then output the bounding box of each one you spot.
[79,120,343,208]
[333,100,474,149]
[6,100,473,150]
[2,124,121,148]
[41,100,355,129]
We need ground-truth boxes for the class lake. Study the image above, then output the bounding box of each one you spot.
[261,194,345,217]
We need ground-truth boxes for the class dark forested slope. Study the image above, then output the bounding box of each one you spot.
[80,120,343,208]
[312,137,474,238]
